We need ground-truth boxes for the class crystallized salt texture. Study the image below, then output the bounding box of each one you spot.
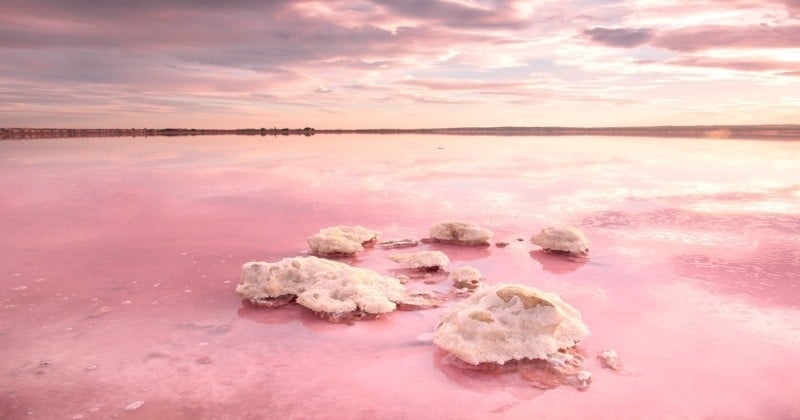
[307,225,380,256]
[448,266,482,290]
[389,251,450,271]
[236,256,405,315]
[530,225,591,255]
[429,221,493,246]
[433,283,590,365]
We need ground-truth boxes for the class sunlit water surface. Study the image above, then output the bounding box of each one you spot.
[1,135,799,419]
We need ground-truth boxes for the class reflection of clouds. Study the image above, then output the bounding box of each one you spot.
[651,281,800,347]
[673,240,800,308]
[617,228,750,248]
[584,207,800,237]
[529,250,588,274]
[685,200,799,215]
[547,182,793,215]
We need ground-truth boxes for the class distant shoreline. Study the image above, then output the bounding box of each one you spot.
[2,125,799,140]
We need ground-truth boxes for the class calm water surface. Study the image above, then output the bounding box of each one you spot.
[1,135,799,419]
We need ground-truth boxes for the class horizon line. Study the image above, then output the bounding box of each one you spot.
[2,124,799,141]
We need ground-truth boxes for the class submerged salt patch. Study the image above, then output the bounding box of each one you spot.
[307,225,380,256]
[530,225,591,255]
[389,251,450,271]
[124,401,144,411]
[237,256,408,316]
[433,283,590,365]
[429,221,493,246]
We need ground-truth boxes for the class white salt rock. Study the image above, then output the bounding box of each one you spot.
[448,266,482,290]
[389,251,450,271]
[433,283,590,365]
[237,256,405,315]
[530,226,591,255]
[307,225,380,256]
[429,221,493,246]
[597,349,623,370]
[575,370,593,391]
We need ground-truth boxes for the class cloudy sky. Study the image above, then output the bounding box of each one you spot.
[2,0,799,128]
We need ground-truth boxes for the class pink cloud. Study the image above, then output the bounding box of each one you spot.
[669,57,800,73]
[1,0,798,128]
[653,25,800,52]
[400,79,530,91]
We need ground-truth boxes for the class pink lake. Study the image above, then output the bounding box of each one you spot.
[1,134,799,419]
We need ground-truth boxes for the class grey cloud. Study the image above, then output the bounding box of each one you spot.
[583,27,654,48]
[652,25,800,52]
[370,0,534,29]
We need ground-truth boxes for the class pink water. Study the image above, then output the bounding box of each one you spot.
[1,135,799,419]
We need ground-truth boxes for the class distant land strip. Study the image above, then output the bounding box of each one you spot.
[2,125,799,140]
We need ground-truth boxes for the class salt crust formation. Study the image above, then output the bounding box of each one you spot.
[237,256,407,316]
[429,221,493,246]
[377,238,419,249]
[448,266,482,290]
[433,283,590,365]
[389,251,450,271]
[307,225,380,256]
[530,225,591,255]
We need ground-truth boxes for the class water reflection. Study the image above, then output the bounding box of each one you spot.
[529,250,589,274]
[1,134,799,419]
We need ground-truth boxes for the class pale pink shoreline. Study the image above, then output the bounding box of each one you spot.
[1,134,799,419]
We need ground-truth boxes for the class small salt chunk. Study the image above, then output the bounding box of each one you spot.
[307,225,380,255]
[389,251,450,271]
[429,221,493,246]
[377,238,419,249]
[448,266,482,290]
[530,225,591,255]
[597,349,623,370]
[124,401,144,411]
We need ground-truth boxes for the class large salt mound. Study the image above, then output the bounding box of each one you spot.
[389,251,450,271]
[307,225,380,256]
[433,283,590,365]
[530,225,590,255]
[236,256,406,316]
[429,221,493,246]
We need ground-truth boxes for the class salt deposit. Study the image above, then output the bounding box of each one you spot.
[237,256,409,319]
[597,349,623,370]
[433,283,590,365]
[429,221,493,246]
[389,251,450,271]
[448,266,482,290]
[530,225,591,255]
[307,225,380,256]
[377,238,419,249]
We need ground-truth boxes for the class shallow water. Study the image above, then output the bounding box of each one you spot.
[1,134,799,419]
